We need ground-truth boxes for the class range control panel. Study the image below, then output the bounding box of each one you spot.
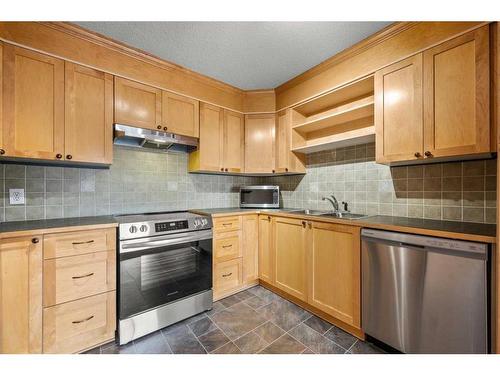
[155,220,189,232]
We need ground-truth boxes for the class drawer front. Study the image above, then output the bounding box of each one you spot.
[213,216,241,232]
[214,258,243,295]
[44,228,116,259]
[44,251,116,307]
[43,291,116,354]
[214,231,241,262]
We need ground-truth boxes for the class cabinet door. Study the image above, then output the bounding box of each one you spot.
[273,216,307,301]
[65,63,113,164]
[375,54,423,163]
[307,222,360,328]
[2,45,64,160]
[114,76,161,130]
[242,215,259,285]
[258,215,274,285]
[0,42,3,152]
[194,103,223,172]
[245,113,275,173]
[275,109,306,173]
[223,109,244,173]
[423,26,490,158]
[162,91,199,137]
[0,236,42,353]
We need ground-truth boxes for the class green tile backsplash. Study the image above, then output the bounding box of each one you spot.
[0,143,497,224]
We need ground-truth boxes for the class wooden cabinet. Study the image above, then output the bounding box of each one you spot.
[161,91,199,137]
[258,215,274,285]
[223,109,245,173]
[245,113,276,173]
[114,76,162,130]
[423,26,490,158]
[214,259,243,297]
[242,215,259,285]
[273,216,307,301]
[275,109,306,173]
[375,54,423,163]
[0,236,42,354]
[307,222,361,328]
[376,26,490,164]
[214,231,242,263]
[65,62,113,164]
[2,45,64,160]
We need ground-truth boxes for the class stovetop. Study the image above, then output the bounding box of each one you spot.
[115,211,212,240]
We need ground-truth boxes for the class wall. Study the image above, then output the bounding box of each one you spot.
[268,143,497,224]
[0,146,259,222]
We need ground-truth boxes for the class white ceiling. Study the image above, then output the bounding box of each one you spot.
[76,22,392,90]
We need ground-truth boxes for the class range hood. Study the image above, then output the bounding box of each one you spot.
[114,124,198,153]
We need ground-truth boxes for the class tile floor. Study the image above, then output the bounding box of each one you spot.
[85,286,385,354]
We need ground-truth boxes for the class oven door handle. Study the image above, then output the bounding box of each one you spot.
[119,230,212,254]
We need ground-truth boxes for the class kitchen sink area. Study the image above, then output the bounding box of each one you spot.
[289,209,371,220]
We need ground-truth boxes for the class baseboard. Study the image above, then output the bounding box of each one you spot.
[213,280,259,301]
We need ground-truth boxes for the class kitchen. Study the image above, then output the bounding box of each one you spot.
[0,9,499,369]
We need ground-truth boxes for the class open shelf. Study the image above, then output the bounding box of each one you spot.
[292,95,374,135]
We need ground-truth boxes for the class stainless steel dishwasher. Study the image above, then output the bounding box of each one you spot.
[361,228,489,354]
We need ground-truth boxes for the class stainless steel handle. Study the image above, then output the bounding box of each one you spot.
[72,240,94,245]
[72,315,94,324]
[72,272,94,280]
[120,230,213,254]
[222,272,233,277]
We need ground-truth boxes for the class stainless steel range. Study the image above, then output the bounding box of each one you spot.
[115,211,213,345]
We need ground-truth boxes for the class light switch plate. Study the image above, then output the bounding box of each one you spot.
[9,188,25,205]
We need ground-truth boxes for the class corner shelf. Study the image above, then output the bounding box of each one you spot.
[291,75,375,154]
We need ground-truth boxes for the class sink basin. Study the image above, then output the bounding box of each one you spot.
[289,209,330,216]
[319,212,369,220]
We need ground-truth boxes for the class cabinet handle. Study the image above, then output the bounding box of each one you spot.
[72,272,94,280]
[66,154,73,160]
[267,216,271,221]
[0,149,5,155]
[163,126,168,131]
[157,125,162,130]
[56,153,62,159]
[272,170,275,173]
[302,221,306,227]
[220,168,224,171]
[222,272,233,278]
[222,244,233,248]
[414,152,421,158]
[285,168,288,172]
[31,238,39,244]
[424,151,433,157]
[225,168,228,172]
[72,315,94,324]
[222,223,232,227]
[72,240,95,245]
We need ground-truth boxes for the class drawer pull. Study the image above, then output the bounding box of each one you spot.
[72,240,95,245]
[222,244,233,248]
[222,272,233,277]
[222,223,232,227]
[72,315,94,324]
[72,272,95,280]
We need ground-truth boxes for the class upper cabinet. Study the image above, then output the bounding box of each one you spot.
[245,113,276,174]
[376,26,491,164]
[161,91,199,137]
[2,45,65,160]
[276,109,306,174]
[114,77,162,131]
[65,63,113,164]
[189,103,244,173]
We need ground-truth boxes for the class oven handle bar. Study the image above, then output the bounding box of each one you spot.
[119,229,213,254]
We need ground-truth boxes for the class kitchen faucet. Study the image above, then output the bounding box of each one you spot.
[322,194,340,213]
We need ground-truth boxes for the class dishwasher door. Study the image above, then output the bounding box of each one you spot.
[361,229,488,354]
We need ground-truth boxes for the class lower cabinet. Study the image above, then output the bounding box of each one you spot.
[0,226,117,354]
[307,221,361,328]
[258,215,273,284]
[242,215,259,284]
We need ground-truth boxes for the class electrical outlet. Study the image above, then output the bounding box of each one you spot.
[9,188,25,205]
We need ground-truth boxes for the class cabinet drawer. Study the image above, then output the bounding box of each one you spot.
[214,258,243,295]
[44,228,116,259]
[213,216,241,232]
[44,251,116,307]
[43,291,116,354]
[214,231,241,262]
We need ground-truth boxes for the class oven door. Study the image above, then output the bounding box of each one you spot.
[118,229,212,320]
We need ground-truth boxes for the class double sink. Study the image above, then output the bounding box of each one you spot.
[288,209,370,220]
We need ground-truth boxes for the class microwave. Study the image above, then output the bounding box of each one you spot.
[240,186,280,208]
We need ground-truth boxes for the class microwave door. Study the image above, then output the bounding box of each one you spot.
[240,188,278,208]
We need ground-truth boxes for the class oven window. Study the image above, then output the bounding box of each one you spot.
[119,238,212,319]
[240,189,276,206]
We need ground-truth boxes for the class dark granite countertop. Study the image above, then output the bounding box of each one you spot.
[191,208,496,243]
[0,215,117,234]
